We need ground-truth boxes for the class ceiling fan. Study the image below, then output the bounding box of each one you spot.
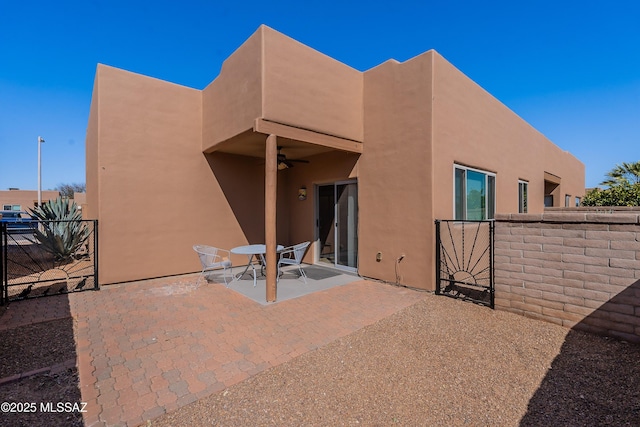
[277,146,309,170]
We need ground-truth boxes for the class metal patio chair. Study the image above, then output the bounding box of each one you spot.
[193,245,232,286]
[277,241,311,284]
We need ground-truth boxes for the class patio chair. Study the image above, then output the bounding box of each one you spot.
[193,245,232,286]
[277,241,311,284]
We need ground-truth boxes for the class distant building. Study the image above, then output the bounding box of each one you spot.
[0,189,60,212]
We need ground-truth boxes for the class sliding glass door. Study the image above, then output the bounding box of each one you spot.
[317,181,358,271]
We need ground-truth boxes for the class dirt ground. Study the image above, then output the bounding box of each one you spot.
[0,318,83,427]
[148,296,640,426]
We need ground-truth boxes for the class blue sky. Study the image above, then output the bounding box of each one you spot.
[1,0,638,190]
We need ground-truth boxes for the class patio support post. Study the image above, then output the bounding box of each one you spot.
[265,134,278,302]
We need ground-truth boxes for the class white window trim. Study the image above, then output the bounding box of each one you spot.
[453,164,496,220]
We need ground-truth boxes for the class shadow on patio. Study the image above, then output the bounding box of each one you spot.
[203,263,361,305]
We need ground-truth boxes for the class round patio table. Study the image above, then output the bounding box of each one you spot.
[231,244,284,287]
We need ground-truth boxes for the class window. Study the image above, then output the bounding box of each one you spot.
[565,194,571,207]
[518,181,528,213]
[575,197,581,207]
[454,165,495,220]
[3,204,21,211]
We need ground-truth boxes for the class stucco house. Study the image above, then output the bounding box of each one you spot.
[85,25,584,297]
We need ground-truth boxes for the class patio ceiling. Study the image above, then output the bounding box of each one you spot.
[205,119,363,160]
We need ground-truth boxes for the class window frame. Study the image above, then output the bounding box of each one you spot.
[518,180,528,214]
[544,195,554,208]
[453,164,496,221]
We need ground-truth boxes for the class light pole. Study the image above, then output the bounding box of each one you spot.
[38,136,45,206]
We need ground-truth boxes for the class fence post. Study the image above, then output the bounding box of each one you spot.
[489,220,495,309]
[1,223,6,305]
[93,220,99,290]
[434,220,441,295]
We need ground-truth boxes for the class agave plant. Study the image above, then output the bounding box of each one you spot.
[29,197,89,262]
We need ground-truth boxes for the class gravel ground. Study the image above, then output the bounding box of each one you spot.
[151,295,640,427]
[1,294,640,426]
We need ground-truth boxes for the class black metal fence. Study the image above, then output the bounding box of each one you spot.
[435,220,494,308]
[1,220,98,304]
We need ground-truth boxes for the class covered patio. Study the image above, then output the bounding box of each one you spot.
[206,118,363,302]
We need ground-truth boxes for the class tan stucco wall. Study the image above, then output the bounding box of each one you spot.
[262,26,364,142]
[202,25,364,154]
[430,52,585,219]
[202,28,263,150]
[87,65,254,284]
[355,50,584,291]
[73,192,86,205]
[0,190,60,211]
[359,52,435,289]
[204,150,295,248]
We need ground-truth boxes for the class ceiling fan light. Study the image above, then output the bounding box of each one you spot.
[277,162,289,170]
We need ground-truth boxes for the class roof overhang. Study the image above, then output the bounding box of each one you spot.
[253,119,363,154]
[204,119,363,162]
[544,171,561,185]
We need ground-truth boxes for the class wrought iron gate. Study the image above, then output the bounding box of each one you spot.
[435,220,494,308]
[1,220,98,304]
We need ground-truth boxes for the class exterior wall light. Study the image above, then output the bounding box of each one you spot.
[298,187,307,201]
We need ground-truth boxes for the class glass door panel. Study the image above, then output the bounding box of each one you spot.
[317,185,335,264]
[336,182,358,269]
[316,181,358,271]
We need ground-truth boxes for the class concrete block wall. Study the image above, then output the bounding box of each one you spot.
[494,212,640,343]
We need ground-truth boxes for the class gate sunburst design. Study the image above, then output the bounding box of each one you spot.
[1,220,98,303]
[435,220,494,308]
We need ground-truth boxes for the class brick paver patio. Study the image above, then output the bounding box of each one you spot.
[1,274,426,426]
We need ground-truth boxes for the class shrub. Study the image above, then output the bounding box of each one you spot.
[581,183,640,207]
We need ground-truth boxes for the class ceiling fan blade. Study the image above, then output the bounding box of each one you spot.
[275,146,309,169]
